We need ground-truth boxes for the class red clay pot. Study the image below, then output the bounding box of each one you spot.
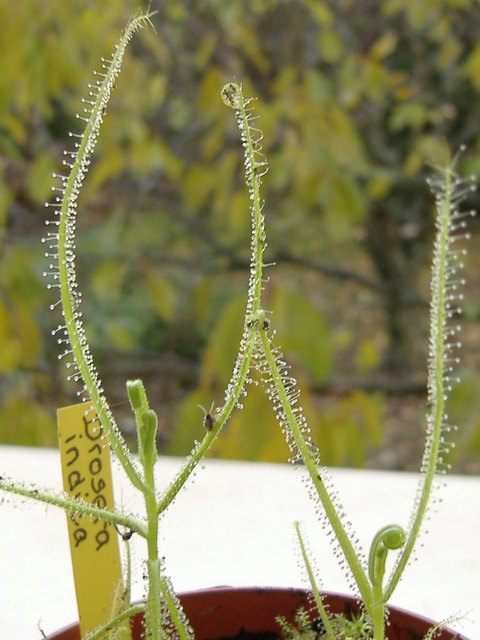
[46,586,468,640]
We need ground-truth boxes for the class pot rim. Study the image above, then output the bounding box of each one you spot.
[45,585,470,640]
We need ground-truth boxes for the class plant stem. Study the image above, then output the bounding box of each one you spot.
[156,336,256,514]
[0,478,146,536]
[144,466,164,638]
[84,603,145,640]
[158,575,193,640]
[259,330,374,610]
[384,164,453,600]
[159,83,268,516]
[294,522,336,640]
[55,12,154,494]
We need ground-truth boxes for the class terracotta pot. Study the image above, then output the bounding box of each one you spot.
[46,586,468,640]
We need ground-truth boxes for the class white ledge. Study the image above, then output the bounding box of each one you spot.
[0,445,479,638]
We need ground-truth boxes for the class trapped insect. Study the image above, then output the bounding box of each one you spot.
[198,402,215,431]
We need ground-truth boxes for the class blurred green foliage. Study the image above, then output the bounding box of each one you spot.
[1,0,480,470]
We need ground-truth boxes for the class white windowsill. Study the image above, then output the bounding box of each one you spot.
[1,445,479,638]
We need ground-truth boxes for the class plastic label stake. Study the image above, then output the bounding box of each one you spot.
[58,403,124,636]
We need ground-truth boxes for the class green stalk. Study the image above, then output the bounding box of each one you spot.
[54,12,156,493]
[384,165,454,600]
[259,330,373,610]
[84,603,145,640]
[126,380,193,640]
[158,83,268,516]
[294,522,336,640]
[223,80,377,622]
[0,478,146,537]
[126,381,165,639]
[144,504,163,639]
[222,83,266,317]
[156,336,255,514]
[367,525,405,639]
[158,575,193,640]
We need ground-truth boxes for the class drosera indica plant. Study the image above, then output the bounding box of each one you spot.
[0,8,476,640]
[0,11,270,640]
[220,82,476,639]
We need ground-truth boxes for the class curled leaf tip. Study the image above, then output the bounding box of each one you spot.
[126,379,148,412]
[221,82,242,109]
[368,524,405,591]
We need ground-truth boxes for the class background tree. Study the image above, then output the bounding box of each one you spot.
[1,0,480,470]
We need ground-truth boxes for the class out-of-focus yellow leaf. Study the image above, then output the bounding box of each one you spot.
[321,172,367,236]
[272,286,332,383]
[232,24,269,71]
[302,0,334,25]
[191,277,213,327]
[2,113,27,145]
[0,302,22,371]
[167,389,213,455]
[194,33,218,70]
[362,58,392,103]
[436,35,461,68]
[366,170,393,199]
[182,164,215,212]
[0,170,13,235]
[389,102,428,131]
[166,1,187,20]
[354,339,381,374]
[305,69,332,103]
[404,136,450,176]
[0,300,42,370]
[200,295,244,387]
[91,260,126,303]
[88,142,124,189]
[447,373,480,456]
[143,268,177,322]
[198,66,224,113]
[370,32,397,60]
[212,151,241,224]
[157,140,183,181]
[209,382,290,461]
[317,29,343,64]
[313,391,384,466]
[16,305,43,365]
[227,190,250,234]
[107,320,136,350]
[324,107,366,170]
[462,43,480,90]
[129,139,166,175]
[27,152,55,203]
[0,396,56,446]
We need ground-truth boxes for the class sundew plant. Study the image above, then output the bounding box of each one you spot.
[0,10,475,640]
[221,83,475,640]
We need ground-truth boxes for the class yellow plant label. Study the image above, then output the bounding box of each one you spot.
[58,403,124,637]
